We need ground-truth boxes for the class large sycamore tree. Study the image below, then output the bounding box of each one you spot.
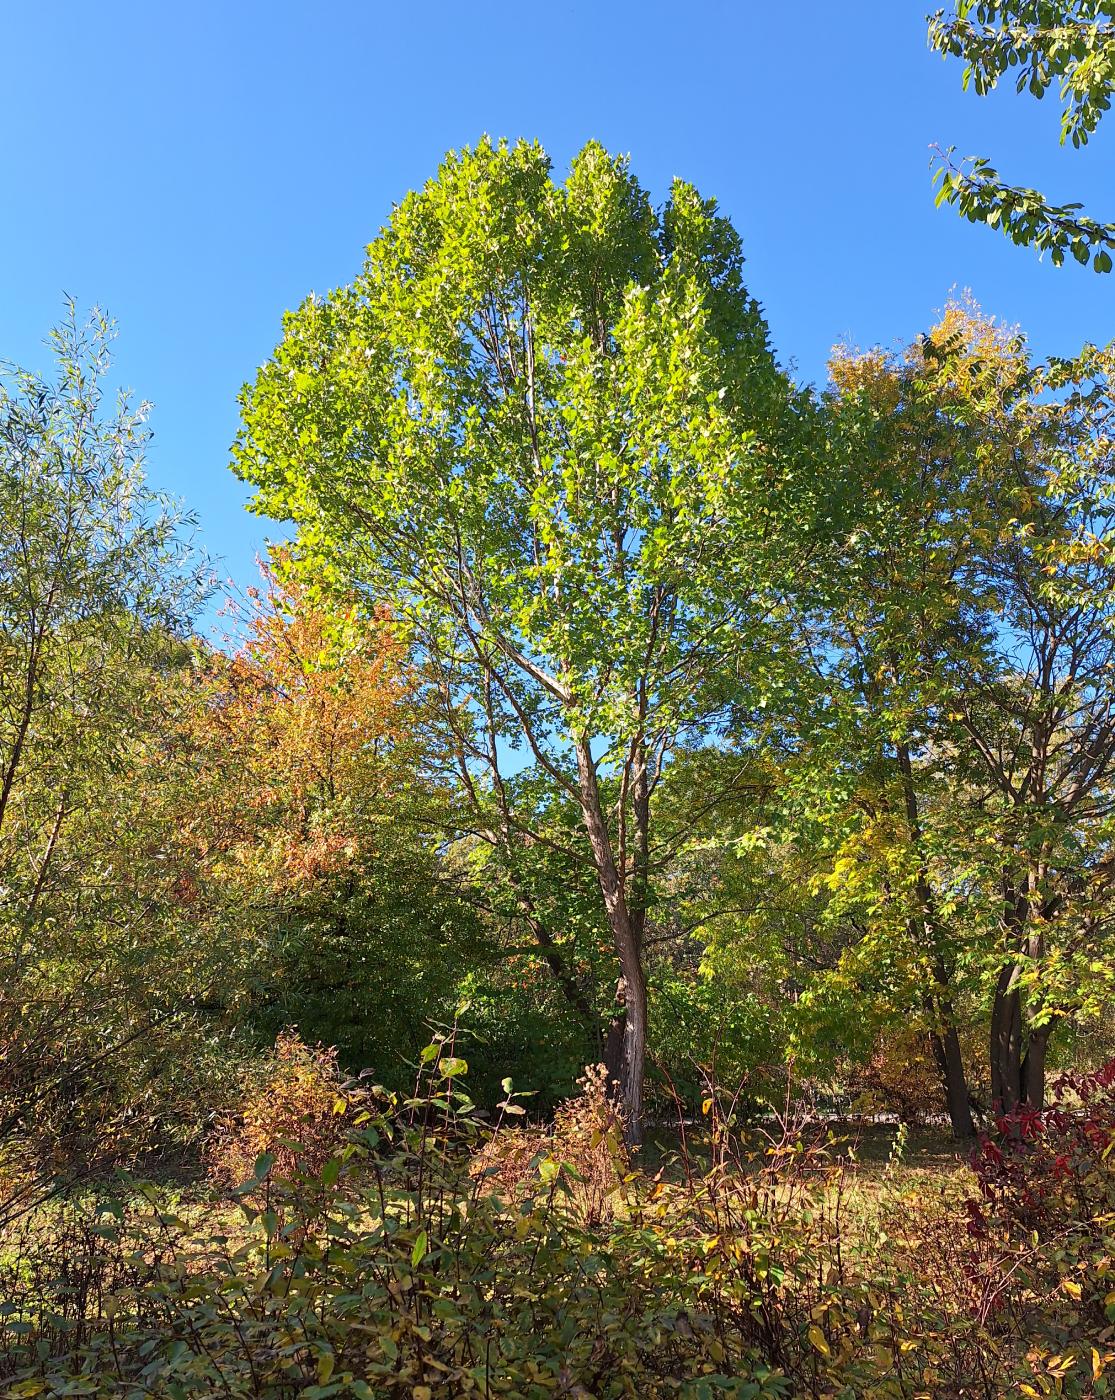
[233,138,815,1139]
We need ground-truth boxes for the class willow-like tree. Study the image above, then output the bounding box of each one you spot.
[0,307,210,1199]
[234,138,814,1140]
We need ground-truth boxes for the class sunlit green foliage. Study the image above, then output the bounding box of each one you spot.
[0,308,224,1199]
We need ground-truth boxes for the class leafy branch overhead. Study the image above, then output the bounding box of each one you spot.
[930,0,1115,267]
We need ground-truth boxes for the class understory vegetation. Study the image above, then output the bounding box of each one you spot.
[1,1038,1113,1397]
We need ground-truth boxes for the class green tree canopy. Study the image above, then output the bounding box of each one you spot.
[233,137,824,1139]
[0,306,214,1191]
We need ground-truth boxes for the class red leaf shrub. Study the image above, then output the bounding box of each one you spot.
[960,1058,1115,1377]
[969,1059,1115,1238]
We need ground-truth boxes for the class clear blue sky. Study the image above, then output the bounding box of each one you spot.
[4,1,1114,614]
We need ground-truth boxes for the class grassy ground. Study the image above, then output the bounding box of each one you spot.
[636,1117,972,1267]
[642,1118,969,1175]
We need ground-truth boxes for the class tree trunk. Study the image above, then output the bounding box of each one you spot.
[990,973,1053,1113]
[990,962,1023,1112]
[1022,1022,1050,1111]
[603,1010,626,1092]
[990,969,1052,1112]
[930,1019,976,1138]
[895,743,975,1138]
[573,733,646,1145]
[990,875,1055,1114]
[1021,919,1049,1110]
[619,960,648,1143]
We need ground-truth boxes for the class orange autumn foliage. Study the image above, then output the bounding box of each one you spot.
[829,298,1026,398]
[206,1030,370,1201]
[176,555,415,897]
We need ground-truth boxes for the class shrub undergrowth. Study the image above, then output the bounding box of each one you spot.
[1,1041,1114,1398]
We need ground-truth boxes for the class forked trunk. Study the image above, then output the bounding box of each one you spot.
[990,878,1053,1114]
[990,964,1049,1112]
[895,743,975,1138]
[990,963,1023,1112]
[990,878,1053,1113]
